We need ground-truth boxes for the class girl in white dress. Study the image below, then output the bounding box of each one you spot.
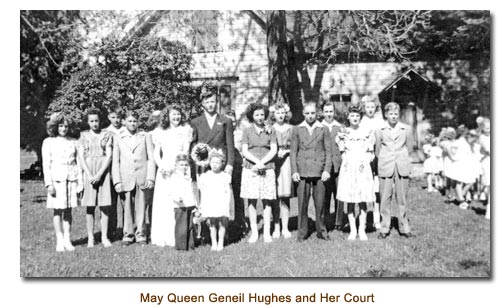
[42,114,83,252]
[422,134,444,192]
[198,149,231,251]
[150,105,193,247]
[478,118,490,219]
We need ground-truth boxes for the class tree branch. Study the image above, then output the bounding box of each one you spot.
[21,14,61,68]
[243,10,267,31]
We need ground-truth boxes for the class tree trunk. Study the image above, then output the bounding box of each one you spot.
[267,11,289,107]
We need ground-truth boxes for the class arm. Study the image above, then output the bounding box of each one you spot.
[41,138,55,196]
[374,129,381,158]
[112,134,123,192]
[259,142,278,166]
[323,128,333,174]
[77,134,93,179]
[224,118,235,172]
[145,133,156,187]
[94,133,113,181]
[290,127,300,182]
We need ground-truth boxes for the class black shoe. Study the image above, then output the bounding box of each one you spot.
[377,233,390,239]
[317,234,330,241]
[400,232,415,239]
[297,237,305,243]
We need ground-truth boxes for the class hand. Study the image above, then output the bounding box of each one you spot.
[90,174,101,185]
[256,162,265,170]
[114,183,124,193]
[278,149,285,159]
[160,168,173,179]
[47,185,56,197]
[251,165,260,173]
[224,165,233,176]
[292,173,301,182]
[321,171,331,182]
[143,180,154,189]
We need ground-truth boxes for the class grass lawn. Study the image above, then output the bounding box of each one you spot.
[20,178,490,278]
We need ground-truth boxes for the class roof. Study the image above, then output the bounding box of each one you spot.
[379,68,439,94]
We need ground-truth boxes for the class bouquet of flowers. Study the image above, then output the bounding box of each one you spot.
[191,143,212,168]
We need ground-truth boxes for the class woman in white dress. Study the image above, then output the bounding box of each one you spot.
[150,105,194,247]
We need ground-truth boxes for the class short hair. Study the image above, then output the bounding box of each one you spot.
[361,95,381,110]
[124,110,139,120]
[46,113,74,137]
[346,105,363,117]
[108,105,124,118]
[146,110,163,131]
[200,83,217,101]
[162,104,185,129]
[208,148,226,164]
[86,107,101,121]
[384,102,400,113]
[304,101,318,110]
[456,124,468,139]
[245,103,269,123]
[322,101,335,110]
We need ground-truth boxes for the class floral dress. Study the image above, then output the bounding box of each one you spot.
[273,123,293,198]
[336,127,376,203]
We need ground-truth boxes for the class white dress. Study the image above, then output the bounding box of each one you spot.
[198,171,231,218]
[446,137,477,184]
[423,144,444,174]
[150,125,193,247]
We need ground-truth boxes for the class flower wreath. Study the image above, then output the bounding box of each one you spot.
[191,143,212,168]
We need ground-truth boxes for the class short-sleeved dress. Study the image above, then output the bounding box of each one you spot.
[273,123,293,198]
[479,134,490,186]
[447,137,477,184]
[42,137,82,209]
[336,127,376,203]
[198,170,231,226]
[78,131,113,207]
[240,125,277,200]
[423,144,444,174]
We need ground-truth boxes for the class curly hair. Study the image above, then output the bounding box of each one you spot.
[245,102,269,123]
[346,105,364,117]
[161,104,185,129]
[107,105,124,118]
[123,109,139,120]
[146,110,163,131]
[175,153,190,163]
[46,113,75,137]
[86,107,102,121]
[208,148,226,164]
[360,95,381,110]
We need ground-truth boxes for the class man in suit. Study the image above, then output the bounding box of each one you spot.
[374,102,415,239]
[112,110,155,245]
[321,101,344,230]
[291,102,333,241]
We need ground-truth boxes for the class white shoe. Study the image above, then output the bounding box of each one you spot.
[248,232,258,244]
[87,237,95,248]
[459,202,469,210]
[359,231,368,241]
[348,232,357,241]
[272,230,280,239]
[374,222,381,230]
[217,242,224,251]
[264,235,273,243]
[211,244,217,251]
[282,230,292,239]
[63,234,75,251]
[56,234,64,252]
[102,238,112,248]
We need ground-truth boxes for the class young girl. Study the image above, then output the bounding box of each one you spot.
[241,103,278,243]
[42,113,83,251]
[359,95,384,230]
[422,133,444,192]
[439,127,456,201]
[77,108,113,248]
[478,118,490,219]
[272,103,293,239]
[336,105,376,240]
[198,149,232,251]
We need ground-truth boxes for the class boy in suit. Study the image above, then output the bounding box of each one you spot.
[374,102,415,239]
[291,102,333,241]
[321,101,344,230]
[112,110,155,245]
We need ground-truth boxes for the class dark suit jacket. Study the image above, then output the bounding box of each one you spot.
[191,113,235,167]
[290,122,333,178]
[329,125,343,174]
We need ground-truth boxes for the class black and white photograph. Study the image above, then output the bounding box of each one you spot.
[19,9,491,279]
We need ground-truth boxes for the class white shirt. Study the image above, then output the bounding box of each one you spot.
[321,119,342,133]
[204,112,217,130]
[299,120,324,136]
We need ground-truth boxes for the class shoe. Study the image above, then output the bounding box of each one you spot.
[282,230,292,239]
[359,231,368,241]
[102,238,112,248]
[296,237,305,243]
[121,240,134,246]
[248,232,258,244]
[263,234,272,243]
[347,232,357,241]
[400,232,416,239]
[272,230,281,239]
[374,222,381,230]
[211,244,217,251]
[317,234,330,241]
[378,232,389,239]
[217,242,224,251]
[63,235,75,251]
[459,202,469,210]
[138,240,148,246]
[480,192,487,201]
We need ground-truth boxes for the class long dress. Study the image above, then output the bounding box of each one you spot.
[42,137,82,209]
[446,137,477,184]
[150,124,193,247]
[78,131,113,207]
[273,123,293,198]
[336,127,376,203]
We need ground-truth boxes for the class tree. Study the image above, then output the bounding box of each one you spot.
[49,37,199,132]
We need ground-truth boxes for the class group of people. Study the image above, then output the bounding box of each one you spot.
[422,117,491,219]
[42,87,451,253]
